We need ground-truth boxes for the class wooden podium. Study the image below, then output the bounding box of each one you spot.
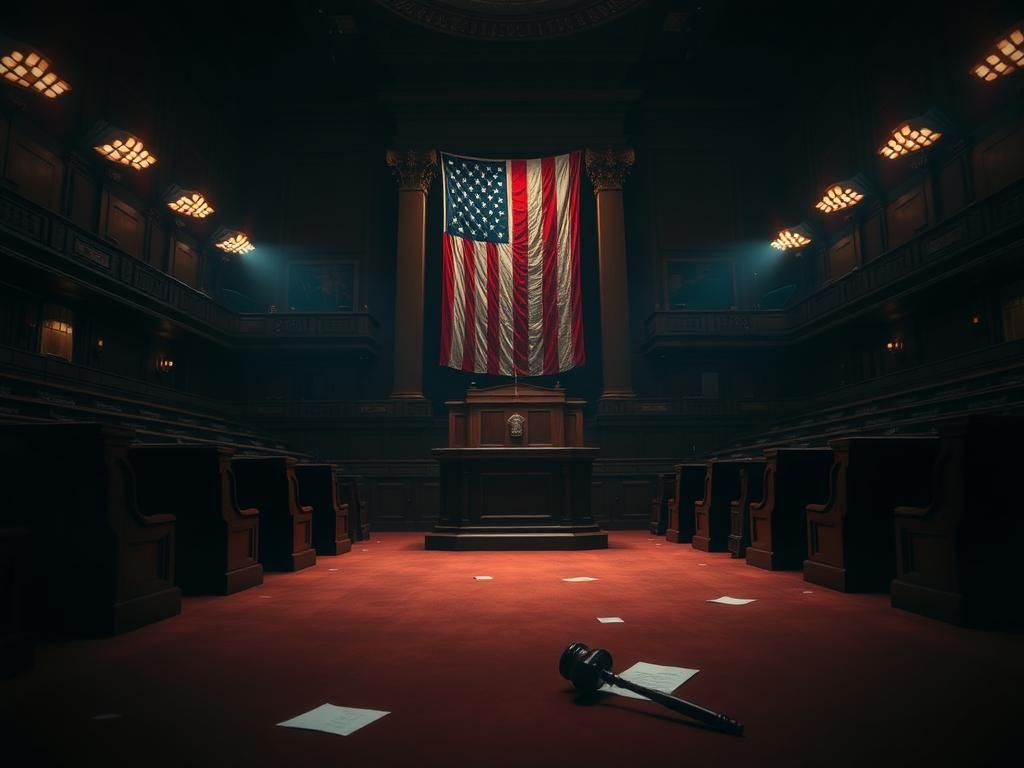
[425,384,606,550]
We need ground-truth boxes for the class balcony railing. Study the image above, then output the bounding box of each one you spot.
[645,178,1024,351]
[0,187,378,352]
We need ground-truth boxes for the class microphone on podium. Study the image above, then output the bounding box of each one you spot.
[559,642,744,736]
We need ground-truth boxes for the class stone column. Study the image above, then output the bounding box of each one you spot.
[385,149,438,399]
[585,148,636,399]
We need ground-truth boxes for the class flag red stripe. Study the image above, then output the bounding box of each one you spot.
[485,242,500,375]
[511,160,529,376]
[540,156,559,375]
[461,236,476,373]
[440,233,454,366]
[569,151,585,366]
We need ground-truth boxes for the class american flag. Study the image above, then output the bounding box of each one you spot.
[440,151,585,376]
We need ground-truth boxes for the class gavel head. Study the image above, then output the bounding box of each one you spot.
[559,642,613,694]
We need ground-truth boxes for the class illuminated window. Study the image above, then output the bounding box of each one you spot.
[0,41,71,98]
[166,186,215,218]
[879,113,944,160]
[771,223,812,251]
[815,178,866,213]
[40,307,74,361]
[92,125,156,170]
[213,227,255,255]
[972,25,1023,82]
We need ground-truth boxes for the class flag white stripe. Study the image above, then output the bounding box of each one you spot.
[450,238,466,370]
[555,154,573,372]
[526,158,545,376]
[497,242,514,375]
[473,239,489,373]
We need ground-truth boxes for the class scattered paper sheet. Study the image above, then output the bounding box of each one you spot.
[473,576,493,581]
[605,661,699,700]
[278,704,389,737]
[597,617,624,623]
[707,596,757,605]
[563,577,598,582]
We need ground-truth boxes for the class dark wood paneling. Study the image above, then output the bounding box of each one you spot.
[862,210,885,262]
[171,239,199,288]
[5,131,62,211]
[973,123,1024,201]
[101,193,145,260]
[940,157,966,220]
[886,186,928,249]
[828,235,857,281]
[652,149,737,249]
[480,410,505,445]
[527,409,552,444]
[68,166,97,230]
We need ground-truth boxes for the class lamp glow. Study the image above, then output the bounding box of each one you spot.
[879,113,944,160]
[771,224,812,251]
[93,125,156,170]
[815,178,866,213]
[213,228,255,255]
[0,41,71,98]
[972,25,1023,82]
[166,186,214,219]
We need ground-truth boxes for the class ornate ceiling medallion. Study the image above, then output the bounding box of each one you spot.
[374,0,645,40]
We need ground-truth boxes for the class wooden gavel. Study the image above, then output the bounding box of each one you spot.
[559,642,744,736]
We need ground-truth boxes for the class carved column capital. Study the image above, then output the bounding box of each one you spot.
[585,148,635,194]
[386,149,439,194]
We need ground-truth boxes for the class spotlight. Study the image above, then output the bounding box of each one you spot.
[166,186,215,218]
[815,176,867,214]
[92,124,156,170]
[0,37,71,98]
[972,24,1023,82]
[213,227,255,255]
[771,223,813,251]
[879,112,945,160]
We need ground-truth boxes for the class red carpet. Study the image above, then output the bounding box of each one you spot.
[3,532,1020,767]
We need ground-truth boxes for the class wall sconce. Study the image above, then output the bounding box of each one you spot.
[885,339,904,352]
[971,314,982,326]
[91,123,157,170]
[771,222,813,251]
[815,176,867,214]
[879,111,945,160]
[0,37,71,98]
[972,24,1023,82]
[213,227,255,255]
[157,358,175,372]
[95,338,105,350]
[165,185,215,218]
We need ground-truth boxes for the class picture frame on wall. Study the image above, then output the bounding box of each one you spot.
[286,260,357,312]
[663,258,735,310]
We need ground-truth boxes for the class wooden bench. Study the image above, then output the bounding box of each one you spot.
[0,423,181,635]
[746,448,833,570]
[232,457,316,572]
[665,463,706,543]
[728,459,766,558]
[0,526,32,676]
[338,474,370,542]
[693,460,753,552]
[891,419,1023,626]
[295,464,352,556]
[131,445,263,595]
[649,472,675,535]
[805,437,937,592]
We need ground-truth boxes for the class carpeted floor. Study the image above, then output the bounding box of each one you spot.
[3,532,1021,767]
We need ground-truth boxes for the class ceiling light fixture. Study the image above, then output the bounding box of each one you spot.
[815,176,867,214]
[92,124,156,170]
[771,223,813,251]
[972,24,1023,82]
[0,37,71,98]
[213,227,255,255]
[166,186,215,219]
[879,112,944,160]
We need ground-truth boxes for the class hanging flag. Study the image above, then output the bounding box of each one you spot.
[440,151,585,376]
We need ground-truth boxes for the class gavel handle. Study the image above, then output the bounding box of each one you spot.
[600,671,744,736]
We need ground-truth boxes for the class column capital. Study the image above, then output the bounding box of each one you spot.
[584,148,635,194]
[385,149,439,194]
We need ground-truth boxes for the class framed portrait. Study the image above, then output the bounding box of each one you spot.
[663,259,735,310]
[287,260,357,312]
